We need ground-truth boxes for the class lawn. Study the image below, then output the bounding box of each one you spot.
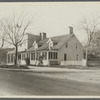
[0,65,29,69]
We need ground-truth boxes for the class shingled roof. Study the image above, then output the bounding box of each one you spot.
[27,33,40,49]
[27,33,74,51]
[38,34,72,51]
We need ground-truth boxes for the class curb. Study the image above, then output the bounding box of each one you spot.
[0,67,100,73]
[0,68,75,73]
[0,68,31,71]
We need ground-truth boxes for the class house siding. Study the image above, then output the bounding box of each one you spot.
[58,35,83,63]
[6,33,86,66]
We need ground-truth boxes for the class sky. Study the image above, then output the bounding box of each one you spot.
[0,2,100,49]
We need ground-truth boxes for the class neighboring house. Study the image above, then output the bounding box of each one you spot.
[6,27,86,66]
[0,48,15,65]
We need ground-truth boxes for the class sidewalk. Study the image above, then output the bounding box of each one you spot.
[27,65,100,73]
[0,65,100,73]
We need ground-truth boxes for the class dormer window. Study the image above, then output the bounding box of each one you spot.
[53,43,58,46]
[38,44,42,47]
[66,42,68,48]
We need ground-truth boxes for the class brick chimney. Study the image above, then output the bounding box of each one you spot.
[40,32,46,40]
[69,26,73,34]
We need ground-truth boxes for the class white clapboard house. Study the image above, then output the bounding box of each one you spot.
[6,27,86,66]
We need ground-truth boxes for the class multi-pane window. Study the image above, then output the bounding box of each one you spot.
[18,54,21,60]
[22,54,25,60]
[84,52,86,59]
[8,54,14,63]
[8,54,10,63]
[49,52,58,59]
[54,52,58,59]
[38,44,42,47]
[33,53,35,60]
[31,53,35,60]
[50,52,52,59]
[31,53,33,60]
[53,43,58,46]
[27,53,30,58]
[49,52,51,59]
[11,54,13,63]
[55,52,58,59]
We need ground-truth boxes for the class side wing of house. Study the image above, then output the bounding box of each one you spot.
[58,34,83,65]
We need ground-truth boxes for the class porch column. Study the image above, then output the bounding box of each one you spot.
[13,54,14,63]
[35,52,38,65]
[6,54,8,64]
[35,52,36,60]
[30,53,31,61]
[47,51,49,66]
[25,52,27,58]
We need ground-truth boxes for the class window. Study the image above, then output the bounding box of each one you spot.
[66,43,68,48]
[22,53,25,60]
[45,52,47,60]
[76,43,77,49]
[11,54,13,63]
[51,52,53,59]
[38,44,42,47]
[27,53,30,58]
[49,52,58,59]
[54,52,56,59]
[22,54,23,60]
[54,52,58,59]
[31,53,33,60]
[18,54,21,60]
[64,54,67,61]
[56,52,58,59]
[33,53,35,60]
[8,54,10,63]
[53,43,58,46]
[49,52,51,59]
[77,54,78,61]
[84,52,86,59]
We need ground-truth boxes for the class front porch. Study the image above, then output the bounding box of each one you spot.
[7,50,59,66]
[29,50,58,66]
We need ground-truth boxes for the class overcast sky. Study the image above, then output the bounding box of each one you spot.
[0,2,100,45]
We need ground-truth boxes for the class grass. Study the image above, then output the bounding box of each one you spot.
[0,65,29,69]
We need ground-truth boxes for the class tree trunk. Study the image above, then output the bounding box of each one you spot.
[15,45,18,66]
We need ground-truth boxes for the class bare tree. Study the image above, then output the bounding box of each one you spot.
[0,15,32,66]
[79,15,100,47]
[78,14,100,62]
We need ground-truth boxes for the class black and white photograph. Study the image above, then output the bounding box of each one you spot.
[0,2,100,97]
